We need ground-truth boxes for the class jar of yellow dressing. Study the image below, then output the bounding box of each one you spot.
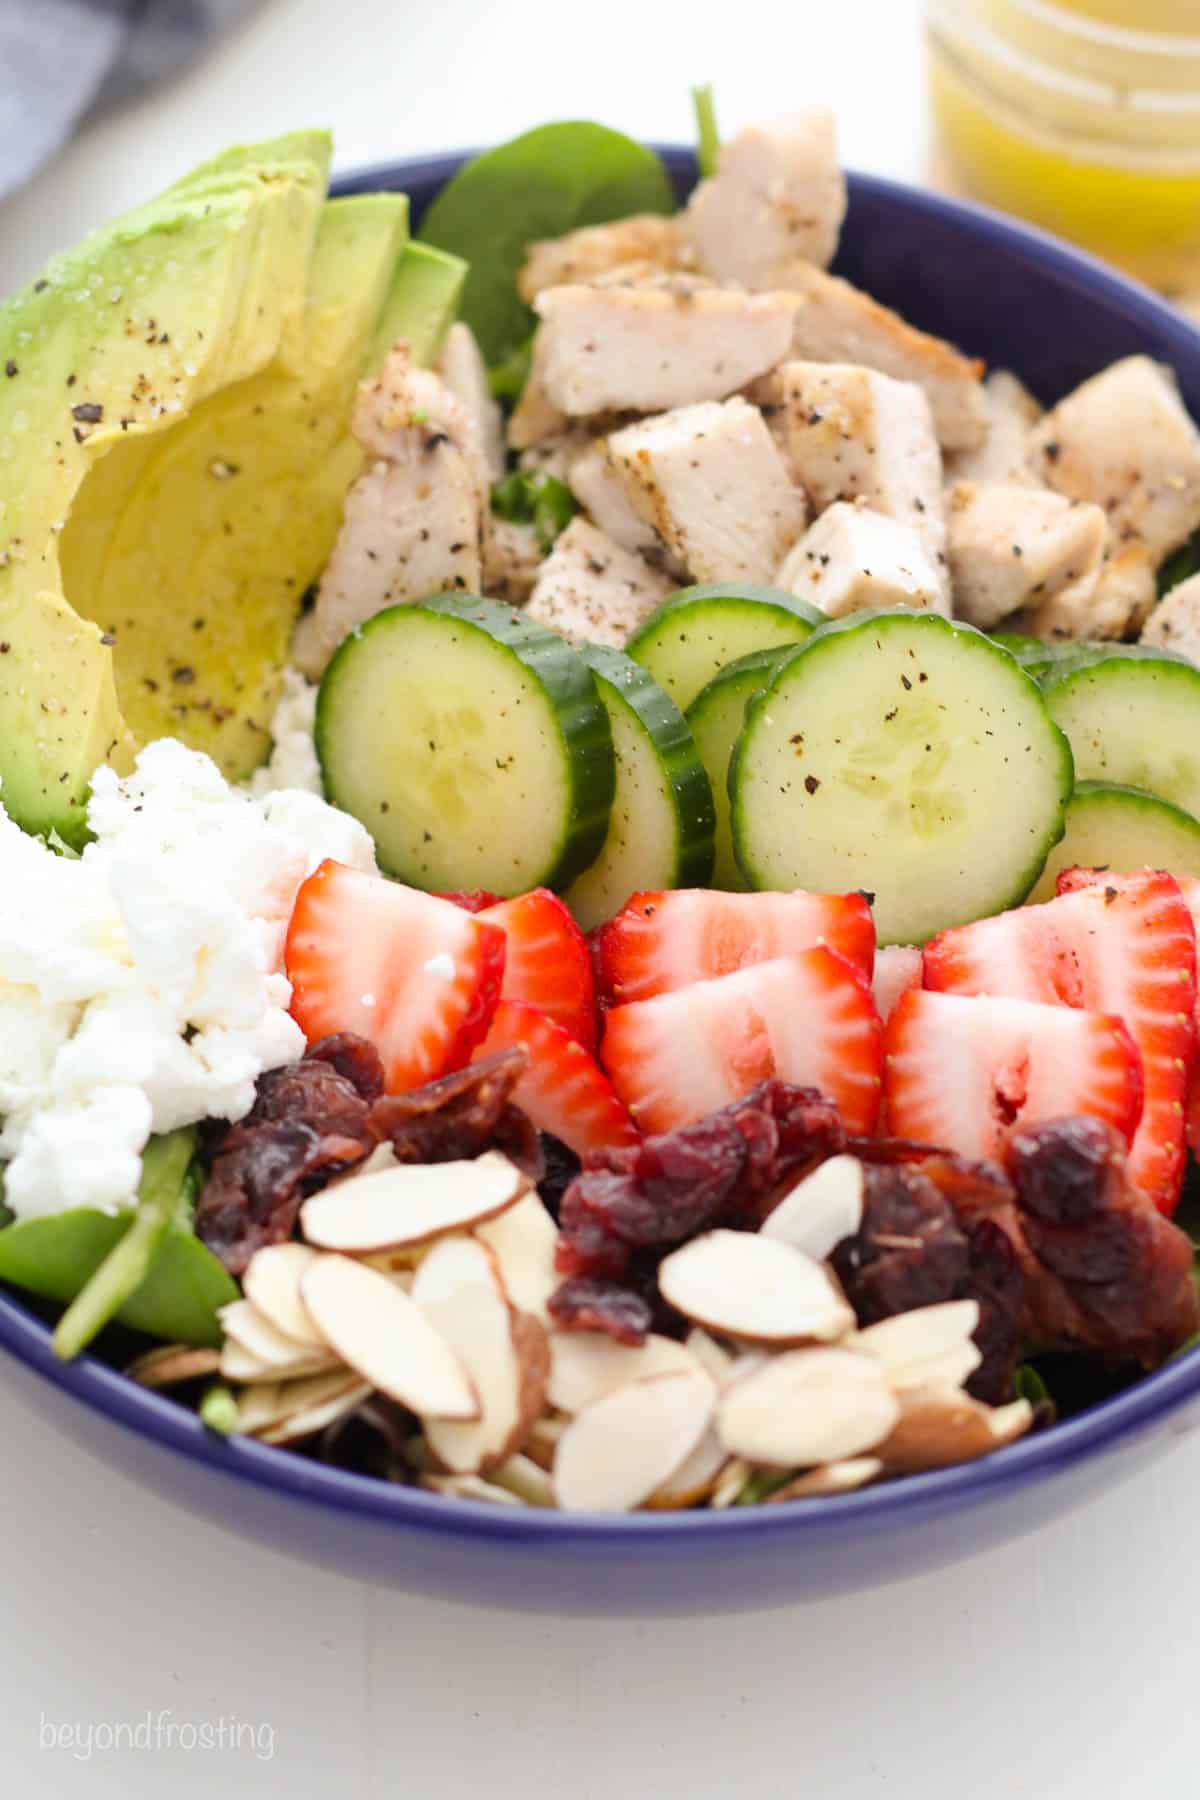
[927,0,1200,293]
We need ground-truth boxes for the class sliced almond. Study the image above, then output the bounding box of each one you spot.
[300,1151,528,1253]
[760,1155,865,1260]
[258,1378,374,1446]
[684,1327,736,1384]
[849,1301,983,1392]
[717,1347,900,1468]
[412,1236,549,1474]
[236,1368,367,1439]
[218,1300,341,1380]
[764,1457,883,1502]
[300,1253,480,1420]
[474,1190,560,1323]
[875,1384,1033,1474]
[710,1457,753,1510]
[644,1429,729,1510]
[546,1330,699,1415]
[125,1344,221,1389]
[487,1454,557,1508]
[659,1230,855,1346]
[218,1339,340,1385]
[419,1473,525,1506]
[553,1368,716,1513]
[242,1243,327,1350]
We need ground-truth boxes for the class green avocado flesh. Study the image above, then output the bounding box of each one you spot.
[0,131,464,838]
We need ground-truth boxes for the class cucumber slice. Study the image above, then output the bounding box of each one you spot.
[625,583,822,712]
[316,593,614,894]
[1028,780,1200,902]
[564,645,714,929]
[730,609,1073,945]
[685,647,796,890]
[1042,648,1200,816]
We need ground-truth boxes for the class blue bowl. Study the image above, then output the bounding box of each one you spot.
[6,147,1200,1616]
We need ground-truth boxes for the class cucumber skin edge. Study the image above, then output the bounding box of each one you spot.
[727,609,1074,936]
[579,642,716,889]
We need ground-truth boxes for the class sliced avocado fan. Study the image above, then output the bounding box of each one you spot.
[0,131,467,840]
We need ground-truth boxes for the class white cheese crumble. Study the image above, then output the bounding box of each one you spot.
[0,737,376,1221]
[250,668,321,798]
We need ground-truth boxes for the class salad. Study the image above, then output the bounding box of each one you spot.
[3,95,1200,1515]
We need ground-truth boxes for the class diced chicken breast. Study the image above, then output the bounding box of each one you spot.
[437,322,506,481]
[945,481,1108,629]
[482,517,542,606]
[507,333,570,451]
[684,109,847,283]
[292,349,483,677]
[1028,356,1200,561]
[533,283,798,417]
[568,438,669,563]
[748,361,945,573]
[518,214,689,304]
[776,501,945,619]
[778,261,988,451]
[945,370,1044,488]
[1017,545,1157,642]
[518,429,594,483]
[1142,571,1200,663]
[525,517,671,647]
[606,398,808,585]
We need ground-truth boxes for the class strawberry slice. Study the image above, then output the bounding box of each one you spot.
[593,887,875,1008]
[924,869,1196,1211]
[872,944,923,1024]
[438,890,503,914]
[600,947,883,1135]
[1169,873,1200,1156]
[286,860,506,1093]
[883,989,1144,1160]
[476,1001,638,1156]
[475,889,597,1051]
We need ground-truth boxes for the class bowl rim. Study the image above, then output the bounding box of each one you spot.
[5,146,1200,1545]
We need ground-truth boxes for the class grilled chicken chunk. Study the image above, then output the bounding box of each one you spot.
[517,214,688,303]
[482,518,542,605]
[945,370,1044,489]
[776,501,944,618]
[567,438,669,563]
[749,361,945,573]
[1142,570,1200,662]
[437,322,506,481]
[777,262,988,451]
[292,349,483,677]
[525,517,671,647]
[605,397,808,584]
[945,481,1108,629]
[1015,546,1157,643]
[533,282,797,417]
[1028,355,1200,562]
[684,109,846,284]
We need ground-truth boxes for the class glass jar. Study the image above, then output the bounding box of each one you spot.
[926,0,1200,293]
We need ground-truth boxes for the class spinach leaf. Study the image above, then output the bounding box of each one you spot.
[490,469,578,551]
[1013,1362,1050,1406]
[0,1134,237,1353]
[1158,529,1200,598]
[692,84,720,180]
[488,333,534,405]
[420,122,675,364]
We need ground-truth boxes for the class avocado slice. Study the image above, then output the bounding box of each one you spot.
[59,191,410,780]
[0,133,331,839]
[371,239,468,369]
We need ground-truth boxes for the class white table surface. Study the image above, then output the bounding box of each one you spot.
[2,2,1198,1794]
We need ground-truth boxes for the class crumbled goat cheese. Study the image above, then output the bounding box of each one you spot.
[0,737,376,1221]
[250,667,322,798]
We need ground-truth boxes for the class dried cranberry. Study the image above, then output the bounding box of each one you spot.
[548,1277,653,1346]
[305,1033,385,1101]
[371,1047,530,1164]
[963,1219,1026,1405]
[537,1135,581,1221]
[832,1163,972,1323]
[195,1118,366,1274]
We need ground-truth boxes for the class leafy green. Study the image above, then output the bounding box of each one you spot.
[692,84,720,180]
[420,121,675,363]
[734,1469,795,1505]
[490,470,578,551]
[1014,1362,1051,1407]
[0,1137,237,1351]
[199,1382,240,1435]
[1158,528,1200,598]
[488,333,535,405]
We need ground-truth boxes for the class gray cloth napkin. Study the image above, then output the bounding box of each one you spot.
[0,0,263,200]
